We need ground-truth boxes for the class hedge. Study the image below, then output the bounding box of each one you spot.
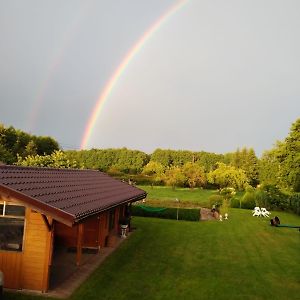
[289,193,300,215]
[131,205,200,221]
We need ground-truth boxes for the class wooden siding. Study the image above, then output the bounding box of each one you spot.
[99,211,109,247]
[0,251,22,289]
[0,197,24,289]
[21,209,53,291]
[0,205,53,291]
[55,216,101,249]
[114,207,120,233]
[54,222,78,247]
[0,199,127,292]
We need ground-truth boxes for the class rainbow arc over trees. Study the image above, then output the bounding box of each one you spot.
[80,0,189,149]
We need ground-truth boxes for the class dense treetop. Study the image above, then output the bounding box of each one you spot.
[0,123,59,164]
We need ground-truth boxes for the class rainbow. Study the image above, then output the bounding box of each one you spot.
[27,3,93,132]
[80,0,189,149]
[27,53,64,132]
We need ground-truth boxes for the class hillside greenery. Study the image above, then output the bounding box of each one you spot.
[1,118,299,213]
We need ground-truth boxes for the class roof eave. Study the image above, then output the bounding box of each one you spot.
[73,192,147,224]
[0,184,75,227]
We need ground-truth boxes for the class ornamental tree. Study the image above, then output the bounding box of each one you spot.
[207,162,249,190]
[182,162,206,189]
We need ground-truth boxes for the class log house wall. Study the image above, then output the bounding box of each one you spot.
[0,202,53,292]
[0,199,128,292]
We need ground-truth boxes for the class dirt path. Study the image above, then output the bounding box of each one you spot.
[200,208,218,221]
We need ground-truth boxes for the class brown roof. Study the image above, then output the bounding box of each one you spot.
[0,165,146,226]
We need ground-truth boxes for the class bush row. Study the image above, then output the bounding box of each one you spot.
[111,174,163,186]
[232,186,299,215]
[206,185,300,216]
[131,205,200,221]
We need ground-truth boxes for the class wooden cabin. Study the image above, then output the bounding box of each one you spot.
[0,165,146,292]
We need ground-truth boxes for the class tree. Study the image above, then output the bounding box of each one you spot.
[195,151,225,172]
[13,130,31,156]
[207,162,249,190]
[24,140,38,157]
[277,118,300,191]
[142,161,165,176]
[219,187,236,214]
[151,149,173,167]
[182,162,206,189]
[16,150,82,169]
[162,166,186,190]
[0,123,60,163]
[35,136,59,155]
[259,118,300,192]
[0,144,15,164]
[228,147,259,186]
[259,147,281,186]
[0,125,17,150]
[245,148,259,186]
[142,161,165,185]
[113,148,149,174]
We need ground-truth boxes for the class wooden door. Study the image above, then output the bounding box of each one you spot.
[98,212,109,248]
[83,216,100,248]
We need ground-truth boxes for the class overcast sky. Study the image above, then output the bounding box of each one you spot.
[0,0,299,156]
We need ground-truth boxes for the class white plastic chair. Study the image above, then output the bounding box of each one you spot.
[252,207,262,217]
[261,208,270,217]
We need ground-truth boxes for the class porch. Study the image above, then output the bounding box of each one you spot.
[48,234,126,298]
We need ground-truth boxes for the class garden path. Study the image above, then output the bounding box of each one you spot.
[200,208,218,220]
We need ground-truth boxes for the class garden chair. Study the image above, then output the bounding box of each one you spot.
[252,207,262,217]
[261,208,270,217]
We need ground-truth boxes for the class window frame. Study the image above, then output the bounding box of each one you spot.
[0,200,26,253]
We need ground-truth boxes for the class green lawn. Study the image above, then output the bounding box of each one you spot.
[5,209,300,300]
[137,185,243,208]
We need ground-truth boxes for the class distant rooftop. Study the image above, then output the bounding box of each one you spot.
[0,165,146,226]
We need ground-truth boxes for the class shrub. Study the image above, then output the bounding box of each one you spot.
[208,194,224,210]
[245,185,255,193]
[257,184,289,210]
[131,205,200,221]
[230,197,240,208]
[111,174,163,186]
[220,187,236,198]
[241,192,256,209]
[289,193,300,215]
[254,189,268,208]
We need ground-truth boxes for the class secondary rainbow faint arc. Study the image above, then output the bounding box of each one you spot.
[80,0,189,149]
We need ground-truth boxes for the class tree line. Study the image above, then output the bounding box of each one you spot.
[1,118,299,194]
[0,123,59,164]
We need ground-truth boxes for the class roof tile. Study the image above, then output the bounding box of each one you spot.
[0,165,146,224]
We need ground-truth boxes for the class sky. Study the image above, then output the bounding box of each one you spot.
[0,0,299,157]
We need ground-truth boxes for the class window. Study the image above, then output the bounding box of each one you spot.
[0,201,25,252]
[5,204,25,217]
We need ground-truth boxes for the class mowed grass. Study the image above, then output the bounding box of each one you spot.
[137,185,243,208]
[6,209,300,300]
[73,210,300,300]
